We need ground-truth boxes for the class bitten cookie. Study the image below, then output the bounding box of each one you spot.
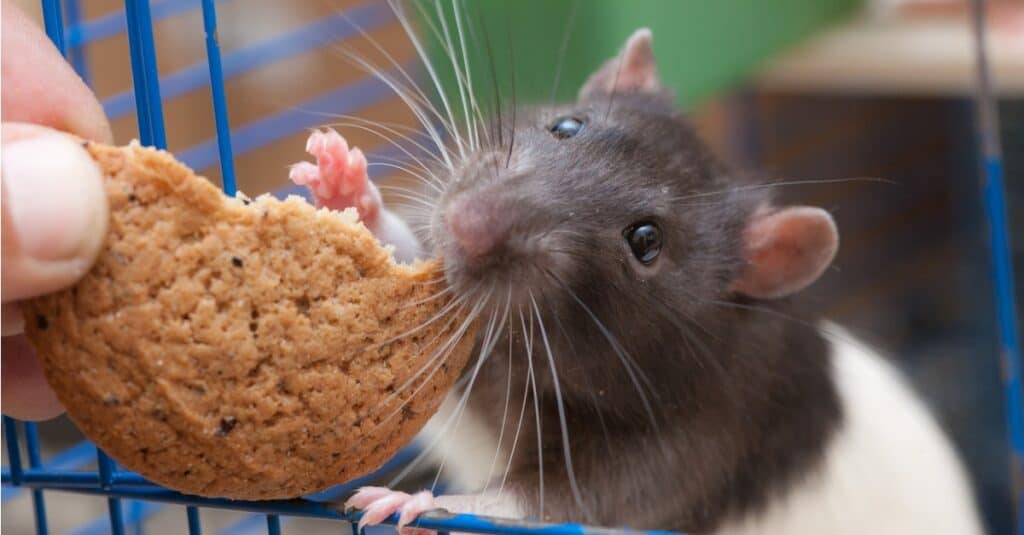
[21,142,476,500]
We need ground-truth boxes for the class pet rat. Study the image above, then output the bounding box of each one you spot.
[290,28,983,534]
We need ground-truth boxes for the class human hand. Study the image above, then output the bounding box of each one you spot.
[2,0,113,420]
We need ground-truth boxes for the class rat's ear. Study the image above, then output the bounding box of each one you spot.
[731,206,838,299]
[579,28,660,100]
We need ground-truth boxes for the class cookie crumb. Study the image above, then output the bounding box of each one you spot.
[216,416,238,436]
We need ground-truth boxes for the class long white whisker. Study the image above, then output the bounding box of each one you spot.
[334,50,456,171]
[499,307,532,499]
[316,120,446,190]
[385,290,492,487]
[669,177,897,204]
[364,297,477,419]
[389,0,467,162]
[317,116,445,168]
[522,305,543,517]
[547,271,658,426]
[428,0,474,153]
[373,284,473,347]
[325,7,457,171]
[529,291,589,519]
[484,285,515,492]
[430,289,509,491]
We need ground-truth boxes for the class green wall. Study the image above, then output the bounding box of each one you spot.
[423,0,859,108]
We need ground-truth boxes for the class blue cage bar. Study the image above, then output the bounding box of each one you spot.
[2,0,1020,534]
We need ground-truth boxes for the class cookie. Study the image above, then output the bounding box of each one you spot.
[21,142,476,500]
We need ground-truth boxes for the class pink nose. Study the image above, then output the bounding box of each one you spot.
[445,193,508,261]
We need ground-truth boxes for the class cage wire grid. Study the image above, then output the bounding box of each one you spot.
[2,0,1022,534]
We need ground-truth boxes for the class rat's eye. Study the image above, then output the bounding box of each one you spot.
[624,222,662,265]
[549,117,583,139]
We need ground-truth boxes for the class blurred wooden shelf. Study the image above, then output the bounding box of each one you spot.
[755,14,1024,97]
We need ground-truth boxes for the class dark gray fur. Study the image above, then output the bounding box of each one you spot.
[428,88,842,531]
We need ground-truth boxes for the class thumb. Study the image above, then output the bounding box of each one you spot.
[2,122,109,304]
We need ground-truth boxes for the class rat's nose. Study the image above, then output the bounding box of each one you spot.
[445,192,509,261]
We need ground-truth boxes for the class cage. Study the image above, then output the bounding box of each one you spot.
[2,0,1021,534]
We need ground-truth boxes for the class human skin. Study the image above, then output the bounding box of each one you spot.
[1,0,114,420]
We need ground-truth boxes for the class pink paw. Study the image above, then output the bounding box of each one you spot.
[346,486,439,534]
[289,128,380,225]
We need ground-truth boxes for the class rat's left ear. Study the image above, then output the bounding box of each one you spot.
[579,28,660,100]
[730,206,838,299]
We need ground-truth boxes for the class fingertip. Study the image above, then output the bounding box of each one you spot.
[1,125,109,301]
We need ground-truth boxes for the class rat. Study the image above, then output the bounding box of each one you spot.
[289,28,983,534]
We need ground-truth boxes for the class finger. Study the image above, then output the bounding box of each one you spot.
[1,334,63,421]
[1,0,112,143]
[3,302,25,336]
[2,123,109,303]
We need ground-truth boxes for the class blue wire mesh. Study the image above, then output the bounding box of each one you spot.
[1,2,675,533]
[1,0,1020,533]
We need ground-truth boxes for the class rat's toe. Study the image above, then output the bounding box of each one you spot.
[397,490,436,529]
[357,490,413,530]
[346,486,393,510]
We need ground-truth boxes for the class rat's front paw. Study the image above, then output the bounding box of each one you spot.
[347,486,440,535]
[289,128,380,225]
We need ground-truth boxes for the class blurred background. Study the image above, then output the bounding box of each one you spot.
[3,0,1023,533]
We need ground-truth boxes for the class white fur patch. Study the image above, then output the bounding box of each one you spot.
[416,394,506,493]
[718,324,983,534]
[375,209,424,263]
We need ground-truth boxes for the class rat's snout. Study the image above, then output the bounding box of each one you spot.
[444,192,510,263]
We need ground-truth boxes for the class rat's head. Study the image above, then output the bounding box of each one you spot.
[431,29,838,401]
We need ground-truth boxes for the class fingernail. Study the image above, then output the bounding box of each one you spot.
[3,134,107,261]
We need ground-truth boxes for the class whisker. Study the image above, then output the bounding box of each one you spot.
[603,36,628,120]
[430,288,509,491]
[549,0,581,104]
[371,284,472,347]
[332,48,456,172]
[477,12,503,150]
[322,7,458,170]
[497,305,532,501]
[316,115,446,168]
[430,0,475,153]
[388,0,468,163]
[544,266,655,420]
[484,284,515,493]
[452,0,484,150]
[529,290,590,520]
[668,177,898,204]
[520,306,544,517]
[314,120,447,190]
[400,285,453,310]
[377,189,438,211]
[370,291,486,422]
[504,20,517,168]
